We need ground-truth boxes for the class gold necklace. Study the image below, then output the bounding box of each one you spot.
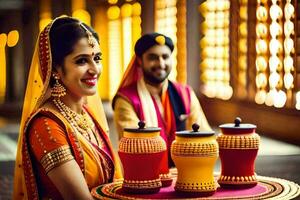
[53,98,94,140]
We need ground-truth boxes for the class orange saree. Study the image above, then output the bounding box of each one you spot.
[16,107,120,200]
[26,107,115,199]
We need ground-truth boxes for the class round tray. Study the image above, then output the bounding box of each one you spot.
[92,170,300,200]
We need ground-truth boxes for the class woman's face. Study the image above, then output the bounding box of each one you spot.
[57,37,102,99]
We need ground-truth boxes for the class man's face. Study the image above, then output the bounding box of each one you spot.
[140,45,172,85]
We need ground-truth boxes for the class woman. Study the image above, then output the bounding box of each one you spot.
[13,16,122,200]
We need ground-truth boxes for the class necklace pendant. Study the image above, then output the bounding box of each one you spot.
[53,98,94,141]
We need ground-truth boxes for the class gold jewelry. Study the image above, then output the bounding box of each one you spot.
[40,145,74,173]
[53,98,95,141]
[79,23,96,48]
[51,74,66,98]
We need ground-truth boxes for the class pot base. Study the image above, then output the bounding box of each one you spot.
[121,186,161,194]
[218,182,258,189]
[218,174,258,189]
[160,173,173,187]
[121,178,162,194]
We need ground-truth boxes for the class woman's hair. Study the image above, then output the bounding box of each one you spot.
[49,17,99,69]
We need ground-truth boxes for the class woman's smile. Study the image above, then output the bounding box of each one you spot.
[81,77,97,86]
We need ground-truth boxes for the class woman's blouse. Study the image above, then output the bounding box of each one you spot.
[28,113,114,199]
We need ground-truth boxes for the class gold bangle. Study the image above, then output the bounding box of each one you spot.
[40,145,74,173]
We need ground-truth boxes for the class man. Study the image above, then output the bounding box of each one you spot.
[112,32,211,167]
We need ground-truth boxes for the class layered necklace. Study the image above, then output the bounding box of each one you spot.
[53,98,95,141]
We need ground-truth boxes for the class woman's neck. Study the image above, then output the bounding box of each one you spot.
[59,95,85,114]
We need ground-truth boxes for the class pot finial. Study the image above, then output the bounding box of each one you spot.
[234,117,242,127]
[138,121,146,129]
[192,123,200,132]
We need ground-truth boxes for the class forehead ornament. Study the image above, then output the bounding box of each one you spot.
[80,23,96,48]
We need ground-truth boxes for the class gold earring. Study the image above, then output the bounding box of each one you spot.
[51,74,66,98]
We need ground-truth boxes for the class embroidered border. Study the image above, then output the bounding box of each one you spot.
[218,174,258,184]
[217,133,260,149]
[175,180,217,192]
[123,178,162,189]
[171,142,218,157]
[40,145,74,173]
[119,136,166,154]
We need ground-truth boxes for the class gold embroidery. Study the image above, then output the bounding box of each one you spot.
[40,145,74,173]
[34,129,47,154]
[97,148,114,182]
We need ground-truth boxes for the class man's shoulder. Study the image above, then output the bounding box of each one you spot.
[112,83,139,109]
[118,83,138,93]
[121,83,138,90]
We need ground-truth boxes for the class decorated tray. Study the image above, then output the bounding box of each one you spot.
[92,170,300,200]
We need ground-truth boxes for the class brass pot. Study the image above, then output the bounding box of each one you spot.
[171,124,218,196]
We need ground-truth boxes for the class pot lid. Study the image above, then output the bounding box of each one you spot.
[176,123,215,137]
[219,117,256,129]
[124,121,161,133]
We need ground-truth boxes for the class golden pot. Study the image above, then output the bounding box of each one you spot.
[171,124,218,196]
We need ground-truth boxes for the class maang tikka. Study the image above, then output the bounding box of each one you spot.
[80,23,96,48]
[51,73,66,98]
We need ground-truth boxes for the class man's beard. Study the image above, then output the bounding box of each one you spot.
[142,68,170,85]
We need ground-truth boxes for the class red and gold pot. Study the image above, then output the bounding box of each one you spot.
[171,124,218,196]
[118,121,167,194]
[217,117,260,188]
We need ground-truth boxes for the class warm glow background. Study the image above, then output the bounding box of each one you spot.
[0,0,299,110]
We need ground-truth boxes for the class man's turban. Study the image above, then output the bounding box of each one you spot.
[134,32,174,57]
